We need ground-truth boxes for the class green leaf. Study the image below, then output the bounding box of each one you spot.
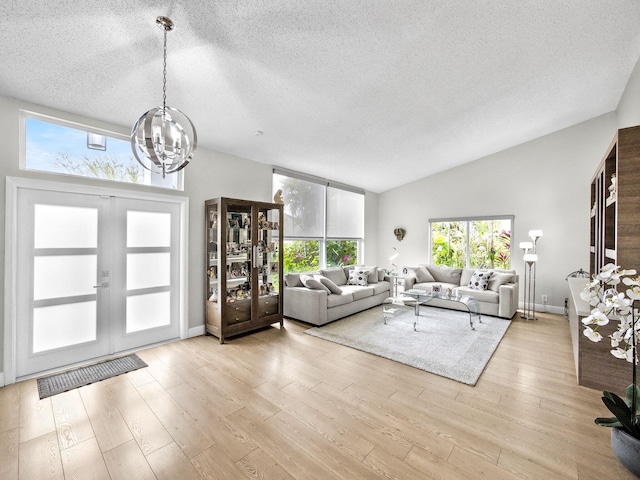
[626,384,640,413]
[595,416,623,427]
[602,392,635,433]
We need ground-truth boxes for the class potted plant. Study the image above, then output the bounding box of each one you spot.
[580,263,640,476]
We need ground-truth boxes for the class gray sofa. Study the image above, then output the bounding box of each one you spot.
[283,265,391,326]
[403,264,519,319]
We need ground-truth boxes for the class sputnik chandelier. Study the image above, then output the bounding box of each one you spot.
[131,16,197,178]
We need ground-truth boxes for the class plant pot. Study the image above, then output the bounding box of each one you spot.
[612,427,640,477]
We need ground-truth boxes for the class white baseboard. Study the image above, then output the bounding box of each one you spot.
[188,325,205,338]
[519,303,565,316]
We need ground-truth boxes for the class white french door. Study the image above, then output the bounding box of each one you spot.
[13,186,183,379]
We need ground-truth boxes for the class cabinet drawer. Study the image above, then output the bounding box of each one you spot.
[227,300,251,324]
[258,295,280,316]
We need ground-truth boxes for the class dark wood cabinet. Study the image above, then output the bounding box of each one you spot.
[578,125,640,393]
[205,197,283,343]
[590,125,640,275]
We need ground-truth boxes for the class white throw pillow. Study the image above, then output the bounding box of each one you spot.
[408,266,435,283]
[347,269,369,286]
[468,270,492,291]
[488,272,514,292]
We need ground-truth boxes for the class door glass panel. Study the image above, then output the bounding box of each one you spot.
[127,211,171,247]
[33,301,97,352]
[258,207,280,318]
[126,292,170,333]
[33,255,97,300]
[226,208,252,302]
[127,253,170,290]
[34,204,97,248]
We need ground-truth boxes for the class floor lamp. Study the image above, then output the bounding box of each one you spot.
[519,242,533,318]
[523,254,538,320]
[528,229,543,320]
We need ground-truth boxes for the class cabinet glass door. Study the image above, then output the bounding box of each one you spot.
[225,205,252,323]
[206,205,220,303]
[257,206,281,318]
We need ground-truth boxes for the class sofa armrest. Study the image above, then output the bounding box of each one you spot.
[403,274,417,290]
[498,282,519,318]
[283,287,328,325]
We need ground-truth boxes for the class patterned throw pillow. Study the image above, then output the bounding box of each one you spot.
[468,270,492,290]
[347,269,369,286]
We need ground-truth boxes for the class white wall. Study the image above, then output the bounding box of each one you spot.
[617,56,640,128]
[377,112,617,313]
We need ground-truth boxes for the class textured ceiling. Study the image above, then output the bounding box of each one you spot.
[1,1,640,192]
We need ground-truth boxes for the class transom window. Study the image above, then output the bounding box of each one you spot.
[273,169,364,273]
[430,216,513,269]
[21,111,182,190]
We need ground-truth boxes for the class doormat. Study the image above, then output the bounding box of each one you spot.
[36,354,148,399]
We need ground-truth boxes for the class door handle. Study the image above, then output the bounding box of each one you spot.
[93,283,109,288]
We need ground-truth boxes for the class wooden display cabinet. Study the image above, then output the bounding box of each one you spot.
[205,197,283,343]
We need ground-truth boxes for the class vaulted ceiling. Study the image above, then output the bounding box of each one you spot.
[1,1,639,192]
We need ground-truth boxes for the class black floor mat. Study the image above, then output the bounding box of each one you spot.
[36,354,148,399]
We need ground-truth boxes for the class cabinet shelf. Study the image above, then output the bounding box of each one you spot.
[605,195,616,207]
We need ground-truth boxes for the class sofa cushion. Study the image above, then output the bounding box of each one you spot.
[372,281,391,296]
[327,292,354,307]
[408,266,435,283]
[347,269,369,286]
[314,274,343,294]
[457,286,499,303]
[488,271,516,292]
[424,265,463,285]
[300,274,330,293]
[468,270,492,291]
[340,285,374,300]
[321,268,348,286]
[284,272,304,287]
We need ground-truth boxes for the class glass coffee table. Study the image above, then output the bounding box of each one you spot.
[382,296,419,330]
[402,289,481,330]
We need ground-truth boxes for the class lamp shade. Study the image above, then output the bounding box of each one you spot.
[529,229,543,239]
[519,241,533,250]
[523,253,538,263]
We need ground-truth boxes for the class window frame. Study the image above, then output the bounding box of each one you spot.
[20,109,184,191]
[429,215,514,269]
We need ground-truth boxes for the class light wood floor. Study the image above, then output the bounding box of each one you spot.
[0,310,637,479]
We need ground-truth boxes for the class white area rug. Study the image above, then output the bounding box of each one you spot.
[305,307,511,386]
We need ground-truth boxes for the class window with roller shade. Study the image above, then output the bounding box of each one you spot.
[273,170,364,273]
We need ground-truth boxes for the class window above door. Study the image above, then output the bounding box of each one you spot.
[20,110,183,190]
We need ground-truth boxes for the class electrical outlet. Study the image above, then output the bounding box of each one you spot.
[542,294,548,302]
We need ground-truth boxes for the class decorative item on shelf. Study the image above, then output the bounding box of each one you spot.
[580,264,640,476]
[274,189,284,204]
[609,173,617,197]
[131,16,197,178]
[393,228,406,241]
[432,284,442,293]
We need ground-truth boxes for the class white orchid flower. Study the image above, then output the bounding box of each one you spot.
[626,285,640,300]
[584,327,603,342]
[611,347,634,362]
[582,309,609,326]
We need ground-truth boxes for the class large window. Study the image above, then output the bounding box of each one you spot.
[21,111,181,190]
[273,170,364,273]
[430,216,513,269]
